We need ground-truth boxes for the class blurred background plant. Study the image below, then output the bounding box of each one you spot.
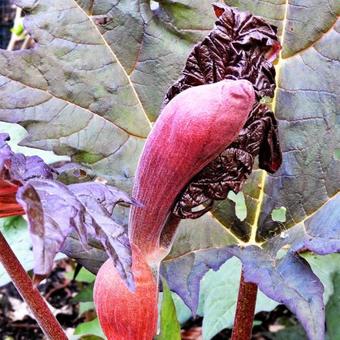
[0,0,15,49]
[1,0,34,51]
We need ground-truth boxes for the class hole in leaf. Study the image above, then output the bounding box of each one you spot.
[0,1,16,49]
[334,148,340,160]
[227,191,247,221]
[150,1,159,11]
[271,206,287,222]
[2,5,34,51]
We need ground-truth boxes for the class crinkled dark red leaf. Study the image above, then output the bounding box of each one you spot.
[164,5,282,220]
[164,4,280,104]
[173,103,281,219]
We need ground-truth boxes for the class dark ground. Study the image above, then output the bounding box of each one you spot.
[0,260,306,340]
[0,261,86,339]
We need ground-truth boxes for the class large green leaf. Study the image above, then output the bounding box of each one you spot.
[0,0,152,193]
[2,0,338,246]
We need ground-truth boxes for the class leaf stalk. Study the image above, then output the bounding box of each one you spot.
[0,231,67,340]
[231,270,258,340]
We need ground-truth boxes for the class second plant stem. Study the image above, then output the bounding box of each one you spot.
[231,270,258,340]
[0,231,67,340]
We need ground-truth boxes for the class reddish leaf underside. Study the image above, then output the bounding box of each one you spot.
[0,179,24,217]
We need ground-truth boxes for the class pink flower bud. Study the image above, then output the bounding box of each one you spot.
[130,80,255,263]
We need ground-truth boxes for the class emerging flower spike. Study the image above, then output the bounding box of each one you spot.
[94,79,255,340]
[130,79,255,264]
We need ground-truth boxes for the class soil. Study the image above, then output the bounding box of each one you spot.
[0,260,87,340]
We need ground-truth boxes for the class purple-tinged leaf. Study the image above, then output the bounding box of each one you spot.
[0,134,55,184]
[61,234,108,275]
[0,133,55,218]
[69,182,139,215]
[69,183,135,287]
[16,179,136,290]
[161,248,232,314]
[264,193,340,256]
[16,179,88,272]
[9,154,55,183]
[297,194,340,255]
[1,135,134,287]
[163,195,339,337]
[229,246,325,340]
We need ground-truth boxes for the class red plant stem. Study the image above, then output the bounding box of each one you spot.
[231,270,258,340]
[0,231,67,340]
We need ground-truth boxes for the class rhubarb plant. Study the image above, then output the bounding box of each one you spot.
[0,1,339,340]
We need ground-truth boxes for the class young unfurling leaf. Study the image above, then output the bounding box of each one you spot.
[0,135,136,289]
[17,179,136,289]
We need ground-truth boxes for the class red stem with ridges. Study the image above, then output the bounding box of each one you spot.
[0,231,67,340]
[231,270,258,340]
